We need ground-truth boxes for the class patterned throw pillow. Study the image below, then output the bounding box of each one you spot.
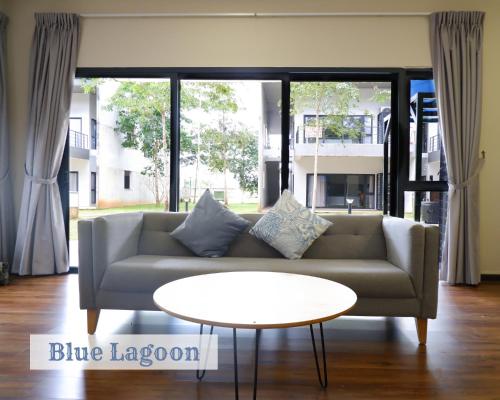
[249,190,332,259]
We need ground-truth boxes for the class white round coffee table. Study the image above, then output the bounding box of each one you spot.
[154,271,357,399]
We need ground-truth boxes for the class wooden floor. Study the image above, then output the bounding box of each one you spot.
[1,275,499,400]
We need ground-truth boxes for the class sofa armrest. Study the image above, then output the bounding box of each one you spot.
[78,219,95,309]
[382,216,426,298]
[421,224,440,318]
[78,213,144,310]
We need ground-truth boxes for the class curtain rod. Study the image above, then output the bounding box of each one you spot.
[79,12,432,19]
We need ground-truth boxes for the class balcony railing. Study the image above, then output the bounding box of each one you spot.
[428,135,440,153]
[296,115,374,145]
[69,130,89,149]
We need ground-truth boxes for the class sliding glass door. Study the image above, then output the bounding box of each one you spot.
[289,80,392,213]
[66,78,171,267]
[62,67,439,268]
[178,80,281,213]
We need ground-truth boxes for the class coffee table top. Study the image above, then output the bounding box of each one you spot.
[153,271,357,329]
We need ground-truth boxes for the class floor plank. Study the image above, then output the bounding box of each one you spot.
[1,275,499,399]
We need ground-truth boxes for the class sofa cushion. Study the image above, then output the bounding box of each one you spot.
[171,190,250,257]
[249,190,332,259]
[101,256,416,299]
[138,213,387,260]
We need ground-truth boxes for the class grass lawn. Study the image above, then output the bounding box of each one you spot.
[69,203,405,241]
[70,202,259,241]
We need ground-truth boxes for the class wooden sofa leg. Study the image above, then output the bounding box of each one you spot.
[87,309,100,334]
[415,318,427,345]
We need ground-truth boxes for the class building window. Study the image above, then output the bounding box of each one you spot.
[69,117,82,133]
[306,173,376,209]
[302,114,373,144]
[69,171,79,192]
[124,170,131,189]
[69,117,88,149]
[91,118,97,150]
[90,172,97,204]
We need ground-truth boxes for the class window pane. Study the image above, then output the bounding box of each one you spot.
[69,172,78,192]
[179,80,281,213]
[69,78,170,267]
[409,80,447,182]
[290,81,390,213]
[405,191,448,264]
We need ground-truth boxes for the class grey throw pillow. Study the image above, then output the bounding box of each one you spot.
[171,190,250,257]
[249,190,332,259]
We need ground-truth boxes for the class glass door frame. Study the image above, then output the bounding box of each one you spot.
[74,68,405,214]
[398,69,448,220]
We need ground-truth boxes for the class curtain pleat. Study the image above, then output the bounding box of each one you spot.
[12,13,79,275]
[0,12,16,266]
[430,11,485,285]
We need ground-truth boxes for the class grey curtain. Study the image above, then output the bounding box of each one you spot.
[0,13,15,265]
[430,11,485,285]
[12,13,79,275]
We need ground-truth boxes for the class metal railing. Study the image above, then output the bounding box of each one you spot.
[69,130,89,149]
[296,115,374,144]
[428,135,440,153]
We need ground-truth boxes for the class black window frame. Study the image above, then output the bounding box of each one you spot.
[71,67,427,217]
[124,170,131,190]
[90,172,97,205]
[399,69,448,220]
[301,114,374,144]
[305,173,377,209]
[91,118,97,150]
[69,117,82,133]
[69,171,79,192]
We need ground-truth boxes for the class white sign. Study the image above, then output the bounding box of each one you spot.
[30,334,218,370]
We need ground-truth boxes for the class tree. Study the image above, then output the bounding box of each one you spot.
[187,82,258,204]
[103,80,196,209]
[199,123,258,204]
[290,82,360,211]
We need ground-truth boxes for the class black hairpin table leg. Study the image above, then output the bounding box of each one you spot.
[233,328,261,400]
[253,329,261,400]
[309,323,328,388]
[196,323,214,381]
[233,328,239,400]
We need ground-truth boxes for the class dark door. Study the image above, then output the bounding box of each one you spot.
[90,172,97,205]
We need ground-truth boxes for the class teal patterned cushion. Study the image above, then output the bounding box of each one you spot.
[249,190,332,259]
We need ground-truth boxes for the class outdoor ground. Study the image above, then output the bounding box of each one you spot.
[69,203,260,241]
[70,203,388,241]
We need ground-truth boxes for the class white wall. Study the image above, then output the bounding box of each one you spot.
[4,0,500,274]
[70,158,91,207]
[69,91,95,208]
[95,80,157,207]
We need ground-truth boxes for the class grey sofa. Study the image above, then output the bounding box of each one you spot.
[78,212,439,344]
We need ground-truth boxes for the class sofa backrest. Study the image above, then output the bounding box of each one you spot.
[138,212,387,260]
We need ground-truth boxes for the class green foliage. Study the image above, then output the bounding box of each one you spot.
[184,81,258,195]
[199,124,258,195]
[105,80,196,167]
[80,78,105,94]
[99,79,258,201]
[291,82,361,141]
[370,86,392,105]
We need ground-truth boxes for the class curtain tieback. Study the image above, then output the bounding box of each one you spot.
[25,168,57,185]
[449,158,485,190]
[0,169,8,184]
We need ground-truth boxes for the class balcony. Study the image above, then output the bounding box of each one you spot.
[292,125,383,159]
[69,129,90,159]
